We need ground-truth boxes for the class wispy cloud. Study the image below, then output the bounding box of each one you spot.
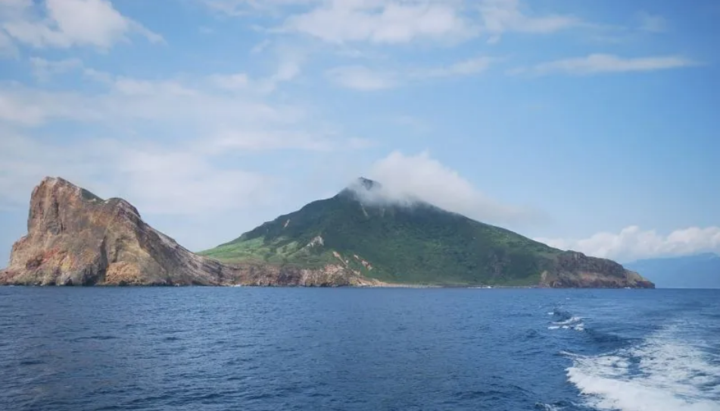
[418,56,494,77]
[327,56,494,91]
[0,0,163,49]
[0,25,374,218]
[0,30,17,58]
[29,57,83,80]
[205,0,587,45]
[0,130,276,216]
[202,0,310,17]
[326,65,397,90]
[0,56,367,212]
[536,226,720,262]
[393,115,431,133]
[283,1,474,44]
[208,72,251,90]
[513,54,699,76]
[365,151,542,226]
[478,0,581,43]
[637,12,667,33]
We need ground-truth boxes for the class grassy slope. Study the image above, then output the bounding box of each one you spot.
[200,190,562,286]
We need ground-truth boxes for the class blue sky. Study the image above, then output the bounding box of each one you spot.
[0,0,718,265]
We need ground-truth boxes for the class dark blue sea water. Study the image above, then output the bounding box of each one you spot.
[0,288,718,411]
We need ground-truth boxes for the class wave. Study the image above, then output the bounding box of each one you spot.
[548,310,584,331]
[564,325,720,411]
[548,323,584,331]
[553,316,583,326]
[550,309,573,322]
[534,402,563,411]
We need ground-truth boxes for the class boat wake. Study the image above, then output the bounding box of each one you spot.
[564,324,720,411]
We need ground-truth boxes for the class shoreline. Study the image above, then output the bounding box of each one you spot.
[0,283,653,289]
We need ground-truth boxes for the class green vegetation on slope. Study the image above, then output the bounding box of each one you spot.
[200,181,563,286]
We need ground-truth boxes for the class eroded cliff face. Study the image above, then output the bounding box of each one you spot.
[0,178,371,287]
[540,251,655,289]
[228,263,384,287]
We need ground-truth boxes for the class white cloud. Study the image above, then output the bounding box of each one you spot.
[257,59,302,92]
[638,12,667,33]
[478,0,580,42]
[327,56,493,90]
[29,57,83,80]
[206,0,583,45]
[208,67,300,93]
[0,30,17,57]
[0,131,278,218]
[393,115,431,133]
[283,0,474,44]
[0,57,370,212]
[419,56,493,77]
[206,129,337,152]
[251,39,271,53]
[0,78,367,159]
[0,86,101,126]
[210,45,304,93]
[0,74,299,127]
[1,0,163,49]
[535,226,720,263]
[209,72,250,90]
[515,54,698,76]
[114,78,194,96]
[203,0,316,17]
[327,65,397,90]
[363,151,539,226]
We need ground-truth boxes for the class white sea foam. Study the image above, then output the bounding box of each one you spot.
[565,325,720,411]
[535,403,563,411]
[553,316,583,326]
[549,315,585,331]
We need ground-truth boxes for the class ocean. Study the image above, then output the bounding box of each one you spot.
[0,287,718,411]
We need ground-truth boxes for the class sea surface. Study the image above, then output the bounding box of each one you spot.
[0,287,718,411]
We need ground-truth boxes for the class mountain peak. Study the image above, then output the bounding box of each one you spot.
[339,177,385,202]
[352,177,381,191]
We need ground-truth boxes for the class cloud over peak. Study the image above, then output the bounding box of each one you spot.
[365,151,541,226]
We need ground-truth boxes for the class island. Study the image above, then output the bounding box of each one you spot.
[0,177,654,288]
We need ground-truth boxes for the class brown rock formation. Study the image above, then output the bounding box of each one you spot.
[540,251,655,288]
[0,177,372,286]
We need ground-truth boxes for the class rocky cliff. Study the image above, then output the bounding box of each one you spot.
[540,251,654,288]
[0,178,374,286]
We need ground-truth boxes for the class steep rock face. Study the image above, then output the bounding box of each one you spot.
[540,251,655,288]
[0,178,369,286]
[228,263,384,287]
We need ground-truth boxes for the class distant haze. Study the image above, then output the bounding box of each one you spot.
[624,253,720,289]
